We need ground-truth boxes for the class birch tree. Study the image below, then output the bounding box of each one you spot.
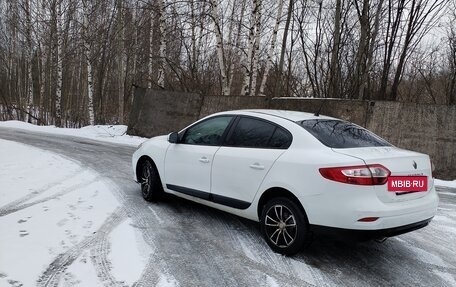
[148,6,154,89]
[241,0,262,96]
[24,0,34,122]
[157,0,166,88]
[249,0,262,96]
[447,4,456,105]
[55,0,63,127]
[117,0,125,123]
[259,0,284,96]
[83,0,94,125]
[210,0,229,95]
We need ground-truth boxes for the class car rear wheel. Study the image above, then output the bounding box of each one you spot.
[261,197,311,255]
[140,159,163,202]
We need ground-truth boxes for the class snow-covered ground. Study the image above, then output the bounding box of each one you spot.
[0,139,150,286]
[0,121,146,147]
[0,121,455,286]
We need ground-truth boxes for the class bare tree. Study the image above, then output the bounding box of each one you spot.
[157,0,166,88]
[328,0,342,98]
[259,0,284,97]
[389,0,446,101]
[274,0,293,98]
[209,0,229,95]
[241,0,262,96]
[83,0,94,125]
[54,0,63,127]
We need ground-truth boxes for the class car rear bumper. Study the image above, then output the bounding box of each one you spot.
[310,217,432,241]
[301,185,439,230]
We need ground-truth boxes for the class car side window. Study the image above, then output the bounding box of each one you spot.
[269,126,292,148]
[181,116,233,146]
[225,117,291,149]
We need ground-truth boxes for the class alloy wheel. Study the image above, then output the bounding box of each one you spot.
[141,161,152,196]
[264,204,297,247]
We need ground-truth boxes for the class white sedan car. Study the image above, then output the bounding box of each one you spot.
[132,110,438,255]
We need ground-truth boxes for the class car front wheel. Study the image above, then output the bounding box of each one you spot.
[261,197,311,255]
[140,159,163,202]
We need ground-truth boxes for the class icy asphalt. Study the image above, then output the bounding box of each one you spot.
[0,127,455,287]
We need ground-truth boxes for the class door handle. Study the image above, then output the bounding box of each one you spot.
[199,157,210,163]
[249,163,265,170]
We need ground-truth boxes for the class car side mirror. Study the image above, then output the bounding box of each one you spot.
[168,132,179,143]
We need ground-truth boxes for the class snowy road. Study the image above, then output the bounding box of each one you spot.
[0,127,455,287]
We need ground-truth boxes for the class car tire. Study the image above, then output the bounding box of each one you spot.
[260,197,312,255]
[140,159,163,202]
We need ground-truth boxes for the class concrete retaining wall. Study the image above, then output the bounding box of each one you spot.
[127,88,456,179]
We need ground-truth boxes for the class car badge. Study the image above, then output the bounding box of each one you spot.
[412,161,417,169]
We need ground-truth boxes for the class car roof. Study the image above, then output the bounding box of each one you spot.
[216,109,337,122]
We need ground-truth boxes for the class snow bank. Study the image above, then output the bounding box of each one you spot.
[435,179,456,189]
[0,120,147,146]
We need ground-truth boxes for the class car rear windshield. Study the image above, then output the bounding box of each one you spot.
[298,119,391,148]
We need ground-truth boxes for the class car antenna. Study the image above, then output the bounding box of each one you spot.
[314,99,326,116]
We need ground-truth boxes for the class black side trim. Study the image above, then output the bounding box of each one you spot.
[212,194,251,209]
[166,184,210,200]
[310,217,433,241]
[166,184,251,210]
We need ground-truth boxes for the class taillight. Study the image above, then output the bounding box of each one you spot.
[319,164,390,185]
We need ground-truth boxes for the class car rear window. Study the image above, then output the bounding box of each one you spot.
[298,119,391,148]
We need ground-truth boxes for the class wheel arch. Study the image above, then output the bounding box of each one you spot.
[136,155,159,182]
[257,187,308,223]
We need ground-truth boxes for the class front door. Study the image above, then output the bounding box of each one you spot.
[164,115,234,199]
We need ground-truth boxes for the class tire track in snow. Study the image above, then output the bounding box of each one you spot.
[36,207,127,287]
[197,209,317,287]
[125,203,169,287]
[0,169,84,214]
[89,225,125,287]
[0,176,98,217]
[87,180,172,287]
[134,200,314,287]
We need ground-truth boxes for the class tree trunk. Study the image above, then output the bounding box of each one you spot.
[210,0,229,95]
[241,0,261,96]
[148,6,154,89]
[228,0,247,93]
[328,0,342,98]
[274,0,293,98]
[157,0,166,88]
[25,0,34,123]
[55,2,63,127]
[249,0,262,96]
[83,0,95,125]
[354,0,369,100]
[378,0,405,100]
[117,0,125,123]
[363,0,385,100]
[259,0,284,97]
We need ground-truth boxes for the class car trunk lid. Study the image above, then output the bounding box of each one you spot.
[332,146,433,203]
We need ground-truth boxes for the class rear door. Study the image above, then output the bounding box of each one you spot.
[210,116,292,208]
